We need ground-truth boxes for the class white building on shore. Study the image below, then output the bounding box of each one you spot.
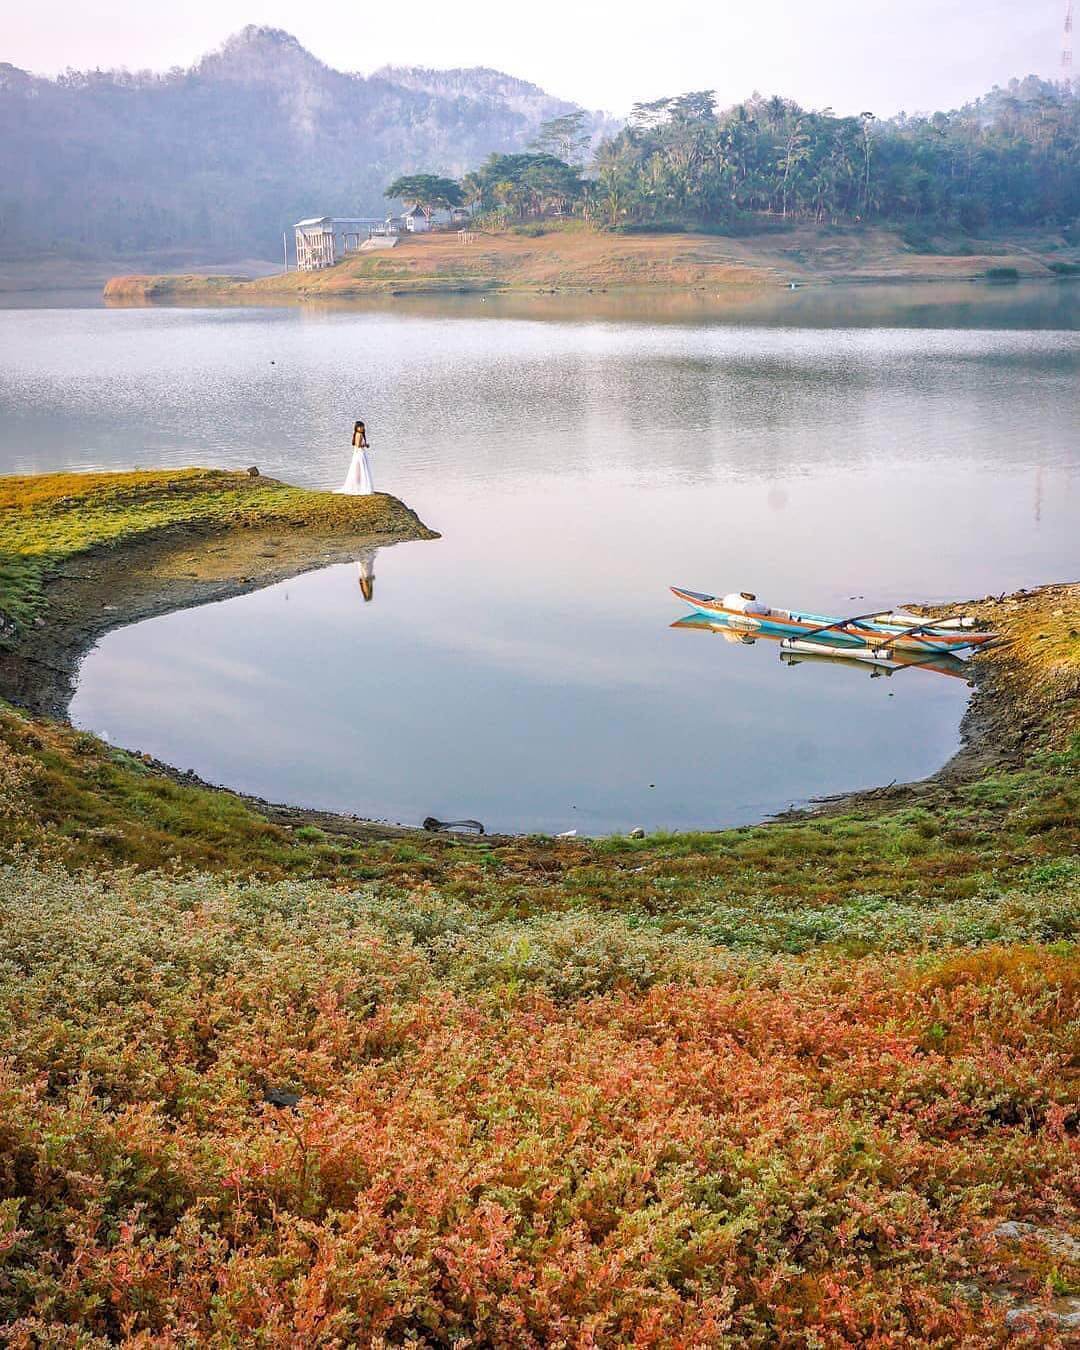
[294,206,470,269]
[293,217,385,271]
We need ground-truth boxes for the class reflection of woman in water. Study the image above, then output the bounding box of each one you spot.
[356,549,376,603]
[335,420,374,495]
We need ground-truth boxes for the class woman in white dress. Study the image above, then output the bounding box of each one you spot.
[336,420,374,495]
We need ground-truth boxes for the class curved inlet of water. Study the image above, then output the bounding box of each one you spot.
[68,547,976,835]
[4,294,1076,832]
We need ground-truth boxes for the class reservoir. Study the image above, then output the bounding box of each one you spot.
[1,287,1076,832]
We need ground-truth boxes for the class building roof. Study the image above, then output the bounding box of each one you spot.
[294,216,384,229]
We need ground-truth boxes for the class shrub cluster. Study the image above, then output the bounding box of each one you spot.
[0,864,1076,1342]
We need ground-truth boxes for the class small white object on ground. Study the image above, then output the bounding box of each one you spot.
[556,829,578,838]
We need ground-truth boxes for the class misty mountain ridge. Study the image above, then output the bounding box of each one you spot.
[1,27,1074,266]
[373,64,579,122]
[0,26,606,260]
[195,26,328,85]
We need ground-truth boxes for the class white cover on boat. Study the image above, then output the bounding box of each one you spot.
[722,591,770,616]
[335,448,374,495]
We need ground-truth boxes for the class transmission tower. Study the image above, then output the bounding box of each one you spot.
[1066,1,1075,75]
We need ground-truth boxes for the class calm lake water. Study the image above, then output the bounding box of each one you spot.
[2,285,1077,833]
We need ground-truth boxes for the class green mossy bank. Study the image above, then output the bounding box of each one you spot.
[0,468,436,634]
[0,469,439,722]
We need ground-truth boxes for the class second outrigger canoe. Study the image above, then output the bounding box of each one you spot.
[670,587,997,655]
[670,614,975,682]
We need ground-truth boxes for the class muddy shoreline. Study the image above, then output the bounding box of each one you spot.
[774,581,1079,823]
[0,494,444,840]
[0,508,435,720]
[2,495,1075,838]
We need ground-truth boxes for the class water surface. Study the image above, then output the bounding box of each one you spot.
[1,286,1076,832]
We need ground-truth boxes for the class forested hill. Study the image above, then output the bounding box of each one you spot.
[0,27,597,261]
[584,77,1080,236]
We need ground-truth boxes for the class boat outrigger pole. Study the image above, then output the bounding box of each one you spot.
[874,616,989,657]
[795,612,897,642]
[794,612,986,659]
[669,587,998,656]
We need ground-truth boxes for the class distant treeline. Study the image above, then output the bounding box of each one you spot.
[453,78,1079,238]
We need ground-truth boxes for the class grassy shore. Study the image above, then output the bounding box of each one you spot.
[0,470,1077,1342]
[103,222,1080,302]
[0,469,434,635]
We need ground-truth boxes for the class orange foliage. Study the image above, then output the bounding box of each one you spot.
[1,935,1076,1344]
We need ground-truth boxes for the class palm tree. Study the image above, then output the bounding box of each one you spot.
[859,112,876,216]
[461,171,486,213]
[592,140,631,226]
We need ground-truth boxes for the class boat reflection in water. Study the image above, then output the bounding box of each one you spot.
[671,613,975,684]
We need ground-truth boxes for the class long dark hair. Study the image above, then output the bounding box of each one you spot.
[352,420,367,447]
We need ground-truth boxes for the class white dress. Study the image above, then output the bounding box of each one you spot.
[335,447,374,495]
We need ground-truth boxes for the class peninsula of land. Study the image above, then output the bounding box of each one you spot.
[0,469,437,720]
[103,223,1080,303]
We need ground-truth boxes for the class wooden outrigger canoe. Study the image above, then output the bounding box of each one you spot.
[670,587,996,656]
[670,614,975,682]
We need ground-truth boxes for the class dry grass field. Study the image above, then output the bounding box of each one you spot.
[103,222,1079,302]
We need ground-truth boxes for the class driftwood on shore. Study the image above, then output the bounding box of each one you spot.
[423,816,486,836]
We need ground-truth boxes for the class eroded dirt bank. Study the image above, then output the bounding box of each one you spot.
[1,506,436,721]
[778,582,1079,822]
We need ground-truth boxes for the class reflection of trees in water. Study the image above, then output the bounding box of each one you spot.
[7,303,1075,494]
[311,329,1076,490]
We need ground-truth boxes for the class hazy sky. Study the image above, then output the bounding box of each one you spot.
[2,1,1068,115]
